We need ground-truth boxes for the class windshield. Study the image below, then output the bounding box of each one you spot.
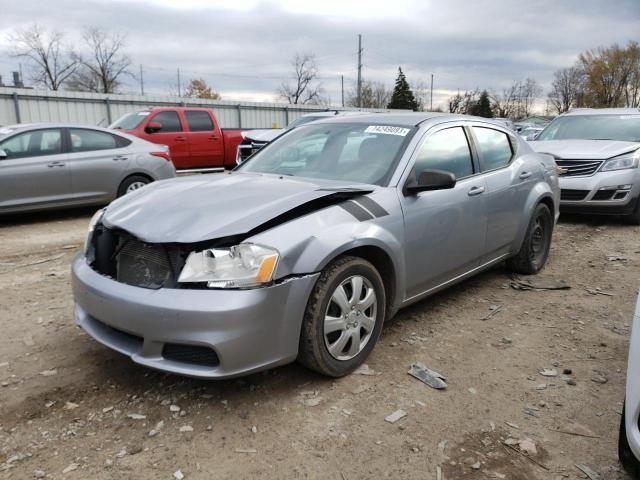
[238,123,415,186]
[537,114,640,142]
[110,111,150,129]
[286,115,326,129]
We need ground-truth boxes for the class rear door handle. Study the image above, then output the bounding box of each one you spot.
[47,161,65,168]
[112,155,128,161]
[175,136,187,142]
[468,186,485,196]
[519,171,532,180]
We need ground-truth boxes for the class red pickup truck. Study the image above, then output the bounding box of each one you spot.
[110,107,244,170]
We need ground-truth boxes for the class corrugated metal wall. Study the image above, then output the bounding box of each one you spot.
[0,87,399,129]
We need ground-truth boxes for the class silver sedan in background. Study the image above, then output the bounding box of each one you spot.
[0,124,176,214]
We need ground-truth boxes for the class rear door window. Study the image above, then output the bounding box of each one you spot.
[0,129,62,159]
[185,111,215,131]
[473,127,513,171]
[150,111,182,132]
[69,129,123,152]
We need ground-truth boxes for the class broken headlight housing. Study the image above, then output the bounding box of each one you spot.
[601,150,640,172]
[84,208,105,254]
[178,244,279,288]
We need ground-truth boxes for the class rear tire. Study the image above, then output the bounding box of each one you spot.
[507,203,553,275]
[117,175,152,197]
[298,256,386,377]
[619,402,640,477]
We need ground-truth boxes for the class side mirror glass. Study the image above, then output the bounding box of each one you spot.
[405,169,456,194]
[145,122,162,134]
[0,149,7,159]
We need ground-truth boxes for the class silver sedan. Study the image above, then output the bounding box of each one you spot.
[0,124,176,214]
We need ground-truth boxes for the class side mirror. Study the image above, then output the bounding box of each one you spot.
[0,149,6,159]
[405,169,456,194]
[525,133,537,141]
[145,122,162,134]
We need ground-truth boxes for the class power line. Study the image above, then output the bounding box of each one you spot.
[356,34,363,108]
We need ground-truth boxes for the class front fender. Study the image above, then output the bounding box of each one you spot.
[247,201,406,311]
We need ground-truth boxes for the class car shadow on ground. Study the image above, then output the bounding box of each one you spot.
[0,206,99,227]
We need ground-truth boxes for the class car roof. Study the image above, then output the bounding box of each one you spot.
[311,112,510,127]
[563,108,640,116]
[0,123,144,144]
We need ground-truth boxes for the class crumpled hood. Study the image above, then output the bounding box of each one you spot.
[102,173,372,243]
[242,129,284,142]
[529,140,639,159]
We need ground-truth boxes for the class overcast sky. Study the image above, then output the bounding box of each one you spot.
[0,0,638,109]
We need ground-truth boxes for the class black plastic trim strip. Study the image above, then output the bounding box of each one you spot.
[340,200,374,221]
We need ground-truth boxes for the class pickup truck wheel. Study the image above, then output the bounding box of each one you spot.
[619,402,640,476]
[507,203,553,275]
[298,256,386,377]
[117,175,152,197]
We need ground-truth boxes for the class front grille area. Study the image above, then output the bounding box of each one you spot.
[561,189,589,201]
[90,227,186,289]
[237,140,268,162]
[162,343,220,367]
[556,159,603,177]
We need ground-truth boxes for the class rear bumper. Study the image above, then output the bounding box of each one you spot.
[72,254,319,378]
[559,169,640,216]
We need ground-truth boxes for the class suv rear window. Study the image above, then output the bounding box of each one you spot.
[185,111,215,131]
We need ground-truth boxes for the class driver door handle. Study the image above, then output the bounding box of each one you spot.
[47,161,65,168]
[519,171,532,180]
[468,186,485,196]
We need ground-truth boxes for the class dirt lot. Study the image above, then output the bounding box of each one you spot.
[0,208,637,480]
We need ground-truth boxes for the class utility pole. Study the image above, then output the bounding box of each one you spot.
[139,64,144,96]
[430,73,434,111]
[341,75,344,107]
[177,68,182,97]
[356,34,363,108]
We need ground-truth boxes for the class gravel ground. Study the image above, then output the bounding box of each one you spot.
[0,207,637,480]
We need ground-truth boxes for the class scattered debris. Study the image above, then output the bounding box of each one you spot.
[149,420,164,437]
[62,463,79,474]
[502,442,549,471]
[63,401,79,410]
[127,413,146,420]
[302,397,322,407]
[170,404,181,412]
[585,287,614,296]
[501,337,513,345]
[510,275,570,291]
[39,369,57,377]
[606,255,627,262]
[34,470,46,479]
[468,387,477,395]
[385,410,407,424]
[575,464,600,480]
[518,438,537,456]
[354,364,376,376]
[173,469,185,480]
[179,425,194,432]
[407,362,447,389]
[102,406,114,413]
[504,421,520,429]
[481,305,503,320]
[234,448,257,454]
[539,368,558,377]
[471,461,481,470]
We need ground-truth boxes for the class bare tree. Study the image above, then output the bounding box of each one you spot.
[346,80,390,109]
[547,67,584,114]
[490,84,519,118]
[448,89,479,114]
[8,24,78,90]
[68,27,132,93]
[278,53,324,104]
[519,78,543,117]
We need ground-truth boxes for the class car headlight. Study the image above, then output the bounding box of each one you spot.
[178,243,279,288]
[601,150,640,172]
[84,208,105,253]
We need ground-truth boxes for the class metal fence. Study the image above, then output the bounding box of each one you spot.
[0,87,398,129]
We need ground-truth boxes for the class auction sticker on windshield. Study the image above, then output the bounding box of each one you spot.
[365,125,411,136]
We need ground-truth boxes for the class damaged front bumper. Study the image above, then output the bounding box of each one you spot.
[72,254,319,378]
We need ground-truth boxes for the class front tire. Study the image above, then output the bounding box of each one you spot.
[619,402,640,476]
[507,202,553,275]
[623,198,640,225]
[298,256,386,377]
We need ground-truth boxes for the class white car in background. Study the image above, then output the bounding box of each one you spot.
[620,292,640,476]
[529,108,640,224]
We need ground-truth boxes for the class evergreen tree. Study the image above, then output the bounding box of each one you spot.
[387,67,419,111]
[468,90,494,117]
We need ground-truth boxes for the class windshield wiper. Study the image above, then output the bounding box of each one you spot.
[588,138,615,141]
